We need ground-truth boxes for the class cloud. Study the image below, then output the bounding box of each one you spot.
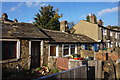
[10,2,23,11]
[9,2,46,12]
[25,2,33,7]
[25,2,46,7]
[97,7,119,17]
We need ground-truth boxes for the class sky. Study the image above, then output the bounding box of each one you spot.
[1,2,119,27]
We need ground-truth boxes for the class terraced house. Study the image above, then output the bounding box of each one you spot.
[71,14,120,50]
[0,14,97,69]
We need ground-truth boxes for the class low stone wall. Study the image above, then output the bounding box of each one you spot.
[68,60,103,78]
[48,57,57,70]
[116,62,120,79]
[108,52,120,60]
[96,53,107,61]
[80,50,94,57]
[96,51,120,61]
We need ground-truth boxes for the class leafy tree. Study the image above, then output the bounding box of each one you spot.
[34,5,62,30]
[86,15,90,22]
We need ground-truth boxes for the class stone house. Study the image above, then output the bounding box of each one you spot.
[1,20,97,69]
[40,28,96,67]
[71,16,120,49]
[1,23,49,69]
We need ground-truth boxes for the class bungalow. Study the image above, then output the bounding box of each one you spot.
[1,19,97,70]
[1,22,49,69]
[39,28,97,68]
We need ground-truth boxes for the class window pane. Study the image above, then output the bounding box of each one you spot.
[50,46,56,56]
[63,45,69,56]
[71,45,75,54]
[2,41,17,60]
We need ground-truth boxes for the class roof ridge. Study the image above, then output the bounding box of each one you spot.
[42,29,68,33]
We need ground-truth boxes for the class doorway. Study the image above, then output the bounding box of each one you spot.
[31,41,41,68]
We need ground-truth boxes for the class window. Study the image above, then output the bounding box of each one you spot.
[50,46,56,56]
[71,45,75,55]
[63,45,69,56]
[2,41,17,60]
[115,33,118,39]
[110,31,112,36]
[63,45,77,56]
[103,29,107,35]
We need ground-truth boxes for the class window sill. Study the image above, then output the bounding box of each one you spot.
[49,56,58,58]
[0,58,19,64]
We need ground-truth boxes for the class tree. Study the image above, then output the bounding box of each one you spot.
[86,15,90,22]
[34,5,62,30]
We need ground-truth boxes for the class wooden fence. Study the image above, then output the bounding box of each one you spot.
[33,65,87,80]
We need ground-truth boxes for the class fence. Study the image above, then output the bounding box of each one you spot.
[33,65,87,80]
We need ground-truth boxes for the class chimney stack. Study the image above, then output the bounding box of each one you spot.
[60,20,69,32]
[98,19,103,26]
[14,19,18,23]
[90,14,95,23]
[2,13,8,20]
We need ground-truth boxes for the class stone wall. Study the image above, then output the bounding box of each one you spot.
[43,41,49,66]
[96,47,120,61]
[80,50,94,57]
[2,39,30,70]
[47,45,63,69]
[58,45,62,57]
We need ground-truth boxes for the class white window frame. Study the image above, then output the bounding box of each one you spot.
[115,32,118,39]
[103,29,107,35]
[29,40,42,67]
[29,40,41,57]
[0,39,20,60]
[111,42,113,48]
[62,44,77,57]
[49,44,59,57]
[110,31,113,36]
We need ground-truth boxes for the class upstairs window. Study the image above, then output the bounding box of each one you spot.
[2,41,17,60]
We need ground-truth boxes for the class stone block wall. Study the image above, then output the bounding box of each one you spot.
[80,50,94,57]
[58,45,62,57]
[2,39,30,70]
[43,41,49,66]
[96,53,107,61]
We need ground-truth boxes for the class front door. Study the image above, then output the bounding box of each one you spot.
[31,41,40,68]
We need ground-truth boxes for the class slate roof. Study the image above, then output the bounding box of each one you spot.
[1,22,96,43]
[40,29,96,43]
[98,25,120,32]
[1,23,48,39]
